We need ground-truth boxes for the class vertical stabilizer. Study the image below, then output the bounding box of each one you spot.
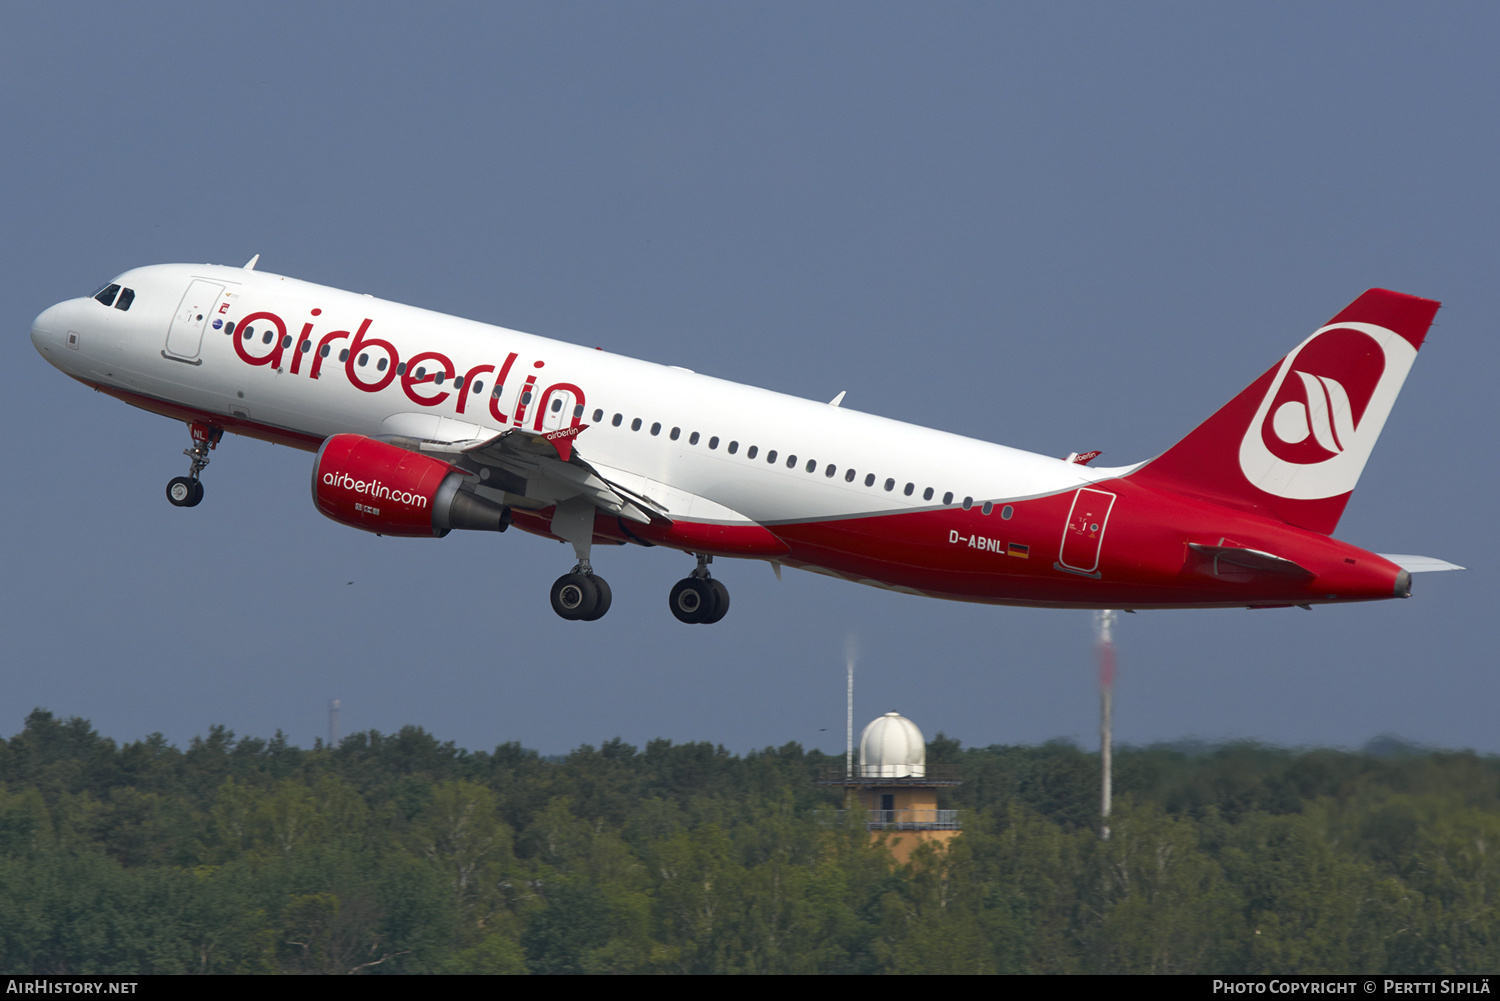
[1128,289,1440,534]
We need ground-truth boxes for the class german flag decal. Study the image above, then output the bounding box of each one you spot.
[1007,543,1030,559]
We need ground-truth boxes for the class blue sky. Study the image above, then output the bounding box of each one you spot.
[1,3,1491,755]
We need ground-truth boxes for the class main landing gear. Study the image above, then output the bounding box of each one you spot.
[669,554,730,625]
[166,422,222,508]
[550,560,613,622]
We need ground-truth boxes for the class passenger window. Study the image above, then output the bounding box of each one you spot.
[93,284,120,307]
[552,398,563,412]
[396,362,407,375]
[904,483,914,496]
[824,464,835,477]
[670,427,680,440]
[845,469,856,483]
[962,496,973,510]
[746,445,756,458]
[319,344,330,358]
[982,501,994,515]
[1001,505,1014,520]
[358,353,369,366]
[767,450,777,463]
[593,409,604,422]
[300,340,311,353]
[650,422,661,436]
[114,288,135,311]
[262,331,273,345]
[631,418,642,431]
[786,455,796,468]
[726,441,737,454]
[943,491,953,505]
[453,375,462,389]
[472,381,484,394]
[435,373,445,385]
[282,336,293,349]
[923,487,933,500]
[574,404,584,418]
[884,479,895,492]
[689,432,700,445]
[224,321,235,334]
[378,358,388,372]
[865,474,875,487]
[339,349,350,362]
[612,413,623,427]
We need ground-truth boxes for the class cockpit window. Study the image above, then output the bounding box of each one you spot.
[114,288,135,311]
[93,283,120,307]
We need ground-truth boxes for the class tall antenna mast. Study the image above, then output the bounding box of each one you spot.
[1096,610,1117,840]
[845,634,857,779]
[328,698,341,748]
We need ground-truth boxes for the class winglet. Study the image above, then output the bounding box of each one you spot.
[542,424,588,462]
[829,391,846,407]
[243,254,260,271]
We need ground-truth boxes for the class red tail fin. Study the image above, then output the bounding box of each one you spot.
[1128,289,1440,534]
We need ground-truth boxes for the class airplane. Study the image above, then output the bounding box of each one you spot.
[29,260,1462,623]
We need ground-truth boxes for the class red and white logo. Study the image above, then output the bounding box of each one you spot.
[1239,322,1417,500]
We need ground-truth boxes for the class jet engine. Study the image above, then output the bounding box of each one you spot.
[311,433,512,537]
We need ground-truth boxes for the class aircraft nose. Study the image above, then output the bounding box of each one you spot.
[31,302,65,357]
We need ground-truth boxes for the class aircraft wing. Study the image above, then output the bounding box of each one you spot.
[387,422,665,524]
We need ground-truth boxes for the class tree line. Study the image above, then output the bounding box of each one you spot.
[0,709,1496,974]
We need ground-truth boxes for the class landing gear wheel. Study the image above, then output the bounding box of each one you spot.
[704,578,730,624]
[166,477,201,508]
[581,576,612,621]
[670,577,716,624]
[551,573,600,621]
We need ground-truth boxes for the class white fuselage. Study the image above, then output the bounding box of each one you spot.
[33,263,1110,529]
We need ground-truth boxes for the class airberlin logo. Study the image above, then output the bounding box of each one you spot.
[322,470,429,509]
[1238,322,1417,500]
[227,305,589,433]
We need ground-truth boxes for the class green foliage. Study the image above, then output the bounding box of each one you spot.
[0,712,1497,973]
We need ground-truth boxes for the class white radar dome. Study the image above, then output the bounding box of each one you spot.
[859,711,926,779]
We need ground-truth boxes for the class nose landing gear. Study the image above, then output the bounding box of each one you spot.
[669,554,730,624]
[166,422,222,508]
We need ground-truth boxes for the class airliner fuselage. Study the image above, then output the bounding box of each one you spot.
[30,262,1457,622]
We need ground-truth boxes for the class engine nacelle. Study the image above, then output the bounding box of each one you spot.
[312,433,512,537]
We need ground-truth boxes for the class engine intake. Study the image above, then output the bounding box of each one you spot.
[312,433,511,537]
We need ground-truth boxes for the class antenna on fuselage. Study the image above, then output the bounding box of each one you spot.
[243,254,260,271]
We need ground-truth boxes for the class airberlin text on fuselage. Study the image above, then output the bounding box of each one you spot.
[228,306,587,432]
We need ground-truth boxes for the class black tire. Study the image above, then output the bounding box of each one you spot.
[581,576,612,621]
[703,578,730,624]
[669,577,712,624]
[166,477,196,507]
[187,480,204,507]
[550,573,598,621]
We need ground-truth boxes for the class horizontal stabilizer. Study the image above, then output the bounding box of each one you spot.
[1377,554,1466,573]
